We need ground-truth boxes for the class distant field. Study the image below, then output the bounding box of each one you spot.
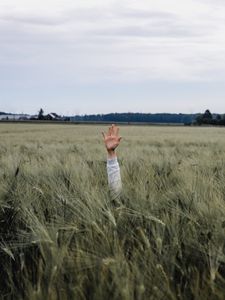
[0,123,225,300]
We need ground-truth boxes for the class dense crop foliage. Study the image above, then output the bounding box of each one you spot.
[0,124,225,300]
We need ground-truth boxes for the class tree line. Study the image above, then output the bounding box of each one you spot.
[71,110,225,125]
[71,113,195,124]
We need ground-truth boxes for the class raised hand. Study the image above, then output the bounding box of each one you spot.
[102,124,122,158]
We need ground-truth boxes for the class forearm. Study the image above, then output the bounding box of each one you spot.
[107,152,122,199]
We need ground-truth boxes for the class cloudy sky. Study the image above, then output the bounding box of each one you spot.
[0,0,225,115]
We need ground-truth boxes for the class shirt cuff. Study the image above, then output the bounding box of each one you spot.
[107,157,118,165]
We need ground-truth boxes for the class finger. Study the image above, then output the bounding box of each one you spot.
[111,124,117,135]
[108,126,112,136]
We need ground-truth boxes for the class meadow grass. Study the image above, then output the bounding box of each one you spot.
[0,123,224,300]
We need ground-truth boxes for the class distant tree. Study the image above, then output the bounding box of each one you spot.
[195,110,212,125]
[194,110,225,126]
[203,109,212,119]
[199,109,212,124]
[38,108,44,120]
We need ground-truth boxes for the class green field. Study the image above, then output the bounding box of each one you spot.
[0,124,225,300]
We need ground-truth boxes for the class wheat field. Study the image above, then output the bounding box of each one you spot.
[0,123,224,300]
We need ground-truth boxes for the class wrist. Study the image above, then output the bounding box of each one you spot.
[107,149,117,159]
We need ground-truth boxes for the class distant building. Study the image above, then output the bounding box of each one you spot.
[30,115,38,120]
[0,114,30,120]
[45,113,61,120]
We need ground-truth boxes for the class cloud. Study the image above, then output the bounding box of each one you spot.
[1,14,67,26]
[0,0,225,87]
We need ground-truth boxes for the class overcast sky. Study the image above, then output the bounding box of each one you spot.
[0,0,225,115]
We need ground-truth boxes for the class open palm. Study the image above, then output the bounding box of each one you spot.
[102,124,122,151]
